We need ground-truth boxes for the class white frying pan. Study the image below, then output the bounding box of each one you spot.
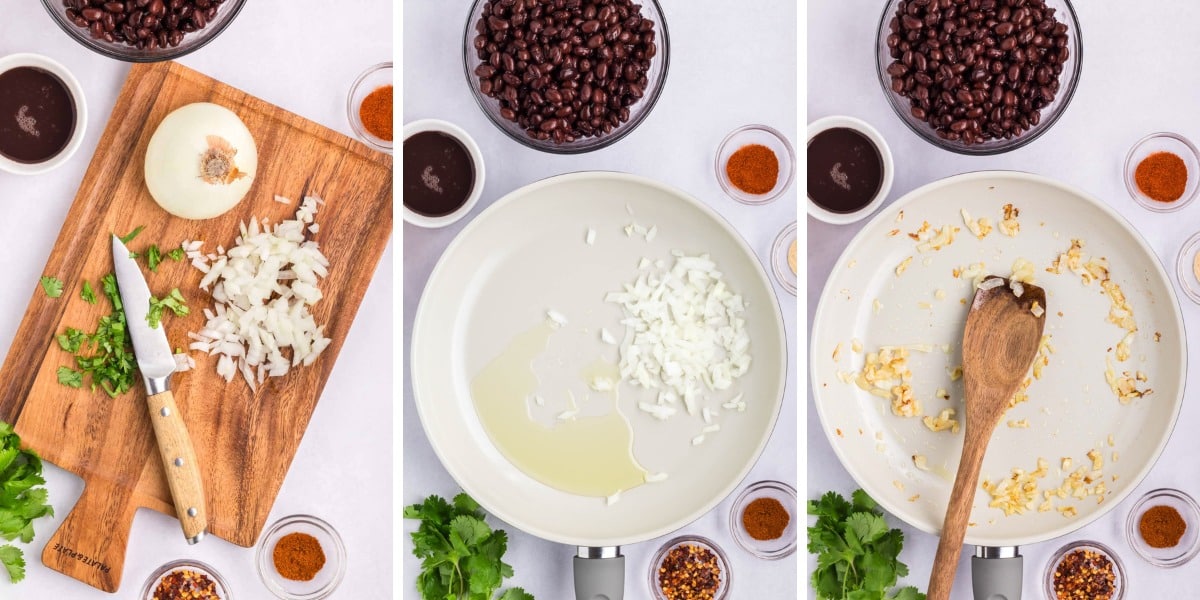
[412,172,786,599]
[811,171,1186,598]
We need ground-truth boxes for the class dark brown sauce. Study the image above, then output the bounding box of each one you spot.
[807,127,883,214]
[0,67,76,164]
[403,131,475,218]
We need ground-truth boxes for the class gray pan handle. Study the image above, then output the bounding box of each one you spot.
[574,546,624,600]
[971,546,1022,600]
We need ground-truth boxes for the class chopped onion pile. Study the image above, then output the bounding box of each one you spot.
[185,195,331,391]
[604,251,751,418]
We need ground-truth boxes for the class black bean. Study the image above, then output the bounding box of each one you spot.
[60,0,225,48]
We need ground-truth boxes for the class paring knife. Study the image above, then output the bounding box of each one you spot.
[111,235,207,544]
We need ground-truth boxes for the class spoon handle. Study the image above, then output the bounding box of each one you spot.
[927,427,992,600]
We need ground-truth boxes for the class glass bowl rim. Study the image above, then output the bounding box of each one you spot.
[714,124,797,205]
[873,0,1083,156]
[459,0,671,155]
[727,478,798,558]
[346,61,395,153]
[38,0,248,63]
[1122,131,1200,213]
[1123,487,1200,568]
[647,534,732,600]
[1042,539,1126,600]
[140,558,232,600]
[255,513,347,600]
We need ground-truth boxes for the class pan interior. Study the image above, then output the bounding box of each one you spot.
[412,172,786,547]
[811,172,1185,547]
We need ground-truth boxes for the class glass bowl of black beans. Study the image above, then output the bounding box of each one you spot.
[876,0,1081,155]
[41,0,247,63]
[463,0,669,154]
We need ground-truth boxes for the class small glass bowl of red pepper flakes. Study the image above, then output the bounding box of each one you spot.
[649,535,731,600]
[1042,540,1125,600]
[140,559,230,600]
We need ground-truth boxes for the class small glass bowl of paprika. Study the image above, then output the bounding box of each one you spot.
[715,124,796,205]
[1124,488,1200,568]
[728,479,797,560]
[256,514,346,600]
[1123,132,1200,213]
[347,62,393,153]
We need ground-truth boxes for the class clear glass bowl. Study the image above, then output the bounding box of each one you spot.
[771,223,798,297]
[715,124,796,205]
[1042,540,1125,600]
[648,535,731,600]
[347,62,394,153]
[461,0,670,154]
[1124,488,1200,568]
[39,0,247,63]
[1175,231,1200,305]
[1123,132,1200,212]
[728,479,797,559]
[141,559,231,600]
[256,514,347,600]
[875,0,1082,155]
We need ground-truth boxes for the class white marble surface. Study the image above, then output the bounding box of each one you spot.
[0,2,393,597]
[809,1,1200,598]
[403,1,797,598]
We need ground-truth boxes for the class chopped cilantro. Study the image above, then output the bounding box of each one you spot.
[118,226,144,244]
[80,281,96,304]
[38,277,63,299]
[146,245,162,272]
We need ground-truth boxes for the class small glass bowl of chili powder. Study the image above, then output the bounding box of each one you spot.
[728,479,797,560]
[1043,540,1126,600]
[715,124,795,205]
[256,514,346,600]
[141,559,230,600]
[347,62,393,153]
[1125,488,1200,568]
[1123,132,1200,213]
[649,535,732,600]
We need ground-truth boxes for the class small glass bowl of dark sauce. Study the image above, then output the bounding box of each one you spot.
[807,116,893,225]
[402,119,485,228]
[0,53,87,175]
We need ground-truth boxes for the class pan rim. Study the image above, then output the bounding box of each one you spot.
[809,169,1188,547]
[411,170,788,547]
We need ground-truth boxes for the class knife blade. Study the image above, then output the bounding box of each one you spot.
[111,235,207,544]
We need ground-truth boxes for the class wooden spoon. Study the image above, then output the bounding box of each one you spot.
[926,276,1047,600]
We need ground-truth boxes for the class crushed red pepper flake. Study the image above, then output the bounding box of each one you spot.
[1052,549,1116,600]
[153,568,222,600]
[657,543,722,600]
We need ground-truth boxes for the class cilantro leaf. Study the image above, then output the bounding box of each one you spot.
[39,277,63,299]
[56,367,82,388]
[147,288,189,329]
[80,281,96,304]
[118,225,144,244]
[168,247,186,262]
[808,490,925,600]
[406,492,532,600]
[146,245,163,272]
[0,545,24,583]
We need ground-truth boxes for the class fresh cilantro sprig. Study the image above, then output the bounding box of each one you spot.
[39,277,63,299]
[404,493,534,600]
[808,490,926,600]
[0,422,54,583]
[147,288,188,329]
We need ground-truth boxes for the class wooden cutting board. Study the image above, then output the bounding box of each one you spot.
[0,61,392,592]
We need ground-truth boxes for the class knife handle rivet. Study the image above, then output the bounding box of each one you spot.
[160,407,171,417]
[187,507,198,517]
[174,457,184,467]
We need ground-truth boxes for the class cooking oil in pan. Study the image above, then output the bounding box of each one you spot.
[471,322,647,498]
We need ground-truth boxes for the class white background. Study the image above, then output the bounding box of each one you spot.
[809,1,1200,598]
[403,1,797,598]
[0,1,393,598]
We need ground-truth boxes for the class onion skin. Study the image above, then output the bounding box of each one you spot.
[144,102,258,220]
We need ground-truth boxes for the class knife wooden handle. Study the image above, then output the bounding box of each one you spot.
[146,390,207,543]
